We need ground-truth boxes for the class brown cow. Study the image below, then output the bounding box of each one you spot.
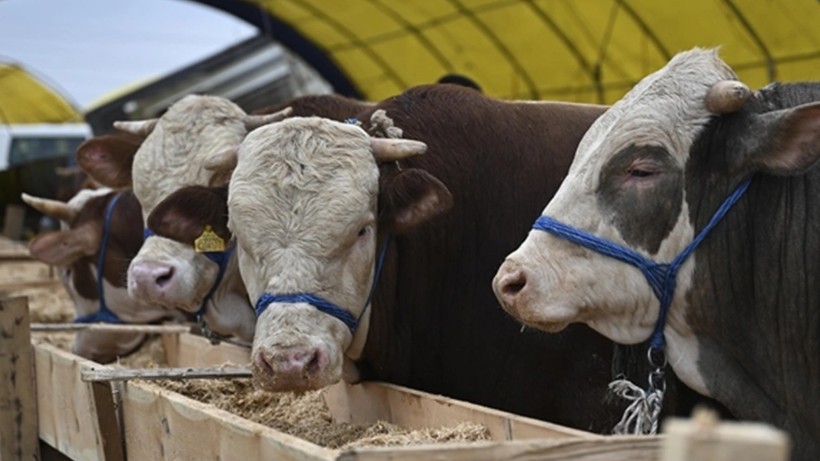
[223,84,698,432]
[24,186,174,363]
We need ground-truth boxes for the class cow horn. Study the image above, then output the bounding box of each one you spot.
[244,107,293,131]
[204,147,238,172]
[21,193,76,223]
[113,118,159,137]
[706,80,751,114]
[371,138,427,162]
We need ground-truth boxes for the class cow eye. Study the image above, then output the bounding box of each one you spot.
[358,227,369,237]
[628,167,657,178]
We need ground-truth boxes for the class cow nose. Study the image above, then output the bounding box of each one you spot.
[254,346,325,386]
[129,261,176,297]
[493,263,529,311]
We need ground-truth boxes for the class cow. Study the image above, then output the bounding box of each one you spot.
[221,83,711,432]
[77,94,370,342]
[493,48,820,459]
[23,186,174,363]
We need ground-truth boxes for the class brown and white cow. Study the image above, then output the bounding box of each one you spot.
[224,84,707,432]
[493,48,820,459]
[24,187,173,363]
[78,94,371,342]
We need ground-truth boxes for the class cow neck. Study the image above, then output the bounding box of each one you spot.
[531,176,752,435]
[142,227,235,344]
[254,236,391,337]
[74,193,124,324]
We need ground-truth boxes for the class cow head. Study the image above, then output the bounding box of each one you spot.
[77,95,289,337]
[493,48,820,378]
[23,188,169,363]
[228,116,452,391]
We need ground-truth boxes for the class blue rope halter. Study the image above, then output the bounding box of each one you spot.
[75,193,124,324]
[142,227,235,342]
[255,236,391,333]
[532,177,751,435]
[532,177,751,352]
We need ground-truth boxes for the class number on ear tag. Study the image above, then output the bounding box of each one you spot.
[194,225,225,253]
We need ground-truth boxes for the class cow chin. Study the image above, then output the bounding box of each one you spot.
[251,304,349,392]
[503,301,576,334]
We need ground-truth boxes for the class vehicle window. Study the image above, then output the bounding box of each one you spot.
[9,136,86,166]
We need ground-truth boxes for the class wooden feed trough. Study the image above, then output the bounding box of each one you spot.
[0,242,792,461]
[33,330,662,461]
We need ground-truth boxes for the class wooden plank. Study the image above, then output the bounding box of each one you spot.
[3,205,25,240]
[162,332,250,367]
[91,381,125,461]
[324,381,597,442]
[82,366,251,382]
[120,381,337,461]
[0,296,39,461]
[0,279,62,292]
[34,343,108,461]
[0,254,36,263]
[661,409,790,461]
[341,436,660,461]
[32,323,192,334]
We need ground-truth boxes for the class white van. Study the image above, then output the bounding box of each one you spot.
[0,123,91,171]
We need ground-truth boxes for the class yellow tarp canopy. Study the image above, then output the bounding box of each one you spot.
[237,0,820,103]
[0,63,82,124]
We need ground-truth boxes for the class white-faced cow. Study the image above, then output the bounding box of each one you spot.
[224,84,712,432]
[494,48,820,458]
[24,186,173,363]
[78,94,371,342]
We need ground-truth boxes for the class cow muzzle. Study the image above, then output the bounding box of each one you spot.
[252,343,339,392]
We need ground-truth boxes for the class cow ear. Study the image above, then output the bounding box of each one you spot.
[381,169,453,235]
[28,229,97,266]
[743,102,820,175]
[147,185,231,244]
[76,133,142,188]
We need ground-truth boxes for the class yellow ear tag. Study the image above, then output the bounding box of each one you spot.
[194,225,226,253]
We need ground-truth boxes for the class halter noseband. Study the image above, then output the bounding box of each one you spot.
[532,177,751,352]
[531,177,751,434]
[255,236,390,334]
[74,193,124,324]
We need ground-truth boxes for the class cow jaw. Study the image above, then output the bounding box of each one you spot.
[495,229,659,344]
[251,304,351,391]
[127,236,218,312]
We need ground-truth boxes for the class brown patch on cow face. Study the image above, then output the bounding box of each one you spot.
[146,185,231,247]
[28,191,144,289]
[596,144,684,254]
[70,261,98,300]
[76,132,143,188]
[29,227,98,267]
[379,168,453,235]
